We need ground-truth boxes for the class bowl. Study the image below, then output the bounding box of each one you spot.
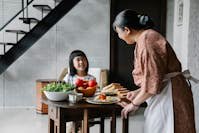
[76,86,97,97]
[43,91,70,101]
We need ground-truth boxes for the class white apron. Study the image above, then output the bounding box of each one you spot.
[143,70,199,133]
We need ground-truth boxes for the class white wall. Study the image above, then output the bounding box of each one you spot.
[166,0,174,44]
[188,0,199,132]
[173,0,190,70]
[0,0,110,107]
[169,0,199,132]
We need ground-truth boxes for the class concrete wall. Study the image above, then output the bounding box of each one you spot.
[173,0,190,70]
[169,0,199,132]
[0,0,110,107]
[0,0,22,54]
[0,0,21,26]
[189,0,199,132]
[166,0,174,44]
[0,75,3,107]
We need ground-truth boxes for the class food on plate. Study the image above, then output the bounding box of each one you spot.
[102,83,122,92]
[101,83,130,98]
[104,92,117,96]
[98,93,106,100]
[117,90,130,98]
[94,94,119,103]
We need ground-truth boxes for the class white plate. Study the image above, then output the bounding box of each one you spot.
[86,96,120,104]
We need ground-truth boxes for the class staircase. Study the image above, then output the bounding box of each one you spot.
[0,0,81,74]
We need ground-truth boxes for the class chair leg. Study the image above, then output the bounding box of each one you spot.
[80,117,105,133]
[74,121,82,133]
[81,120,84,133]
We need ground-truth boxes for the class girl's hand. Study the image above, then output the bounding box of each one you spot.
[126,91,138,101]
[121,103,139,119]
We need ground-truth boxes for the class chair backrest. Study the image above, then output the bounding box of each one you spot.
[88,68,108,88]
[58,68,68,81]
[58,67,108,88]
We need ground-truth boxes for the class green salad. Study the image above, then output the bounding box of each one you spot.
[42,82,75,92]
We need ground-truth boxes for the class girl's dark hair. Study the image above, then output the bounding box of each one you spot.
[113,9,154,31]
[69,50,89,76]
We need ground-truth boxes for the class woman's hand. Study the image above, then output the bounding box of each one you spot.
[117,101,128,108]
[126,90,139,101]
[121,103,139,119]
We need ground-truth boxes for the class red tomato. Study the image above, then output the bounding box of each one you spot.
[99,94,106,100]
[83,80,88,88]
[88,80,97,87]
[75,79,84,87]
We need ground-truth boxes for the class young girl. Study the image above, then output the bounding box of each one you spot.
[63,50,96,133]
[64,50,95,85]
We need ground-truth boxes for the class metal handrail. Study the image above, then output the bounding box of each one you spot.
[0,0,34,31]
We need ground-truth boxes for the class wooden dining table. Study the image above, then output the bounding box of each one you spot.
[42,97,129,133]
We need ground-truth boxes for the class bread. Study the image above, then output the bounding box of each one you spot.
[101,83,131,98]
[117,89,130,98]
[102,83,121,90]
[101,83,123,93]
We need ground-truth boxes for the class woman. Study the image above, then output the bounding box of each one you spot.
[113,9,196,133]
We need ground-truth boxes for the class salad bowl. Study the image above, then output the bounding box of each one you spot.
[42,81,75,101]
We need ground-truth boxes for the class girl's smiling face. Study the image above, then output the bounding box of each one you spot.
[73,56,88,72]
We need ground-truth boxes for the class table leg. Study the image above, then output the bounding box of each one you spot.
[48,118,54,133]
[100,117,105,133]
[83,109,89,133]
[48,106,66,133]
[122,115,129,133]
[55,120,66,133]
[111,111,116,133]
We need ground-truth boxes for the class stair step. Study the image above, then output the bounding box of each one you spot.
[19,17,39,24]
[33,5,52,12]
[54,0,62,3]
[5,30,27,34]
[0,42,16,45]
[0,42,15,55]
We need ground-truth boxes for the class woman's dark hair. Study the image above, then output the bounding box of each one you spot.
[69,50,89,76]
[113,9,154,31]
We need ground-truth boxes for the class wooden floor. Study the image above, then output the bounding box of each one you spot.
[0,108,145,133]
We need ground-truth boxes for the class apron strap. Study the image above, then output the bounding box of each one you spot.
[182,70,199,84]
[163,69,199,84]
